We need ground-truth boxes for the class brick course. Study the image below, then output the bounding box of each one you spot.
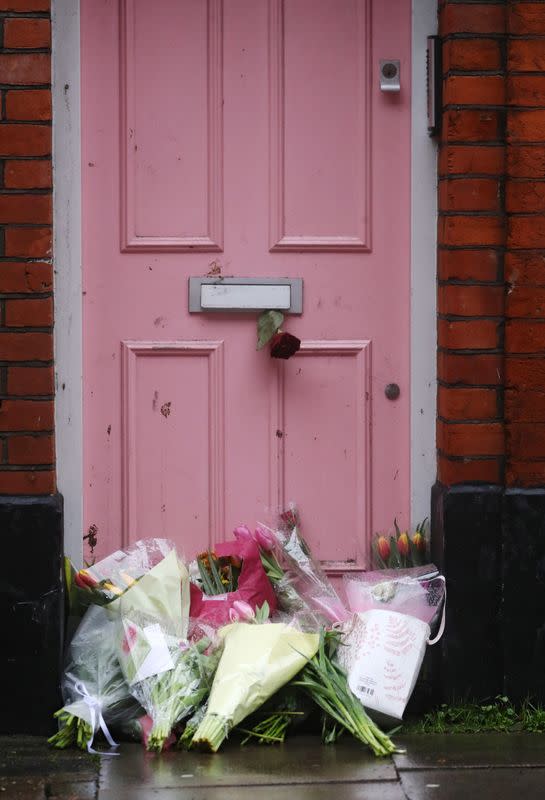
[0,1,54,494]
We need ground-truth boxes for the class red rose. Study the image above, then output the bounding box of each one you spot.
[270,331,301,359]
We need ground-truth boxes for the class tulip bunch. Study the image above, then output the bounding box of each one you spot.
[373,518,428,569]
[233,515,347,625]
[234,524,285,582]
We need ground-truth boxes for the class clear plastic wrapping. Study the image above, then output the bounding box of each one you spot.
[49,604,142,752]
[112,548,217,751]
[255,505,348,625]
[66,538,179,612]
[343,564,445,626]
[117,607,220,751]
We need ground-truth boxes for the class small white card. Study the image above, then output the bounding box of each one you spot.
[131,623,174,684]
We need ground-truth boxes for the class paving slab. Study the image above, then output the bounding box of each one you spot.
[393,733,545,770]
[0,736,98,783]
[399,767,545,800]
[99,783,406,800]
[98,737,397,790]
[0,777,46,800]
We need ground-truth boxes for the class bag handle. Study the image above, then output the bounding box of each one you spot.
[427,576,446,646]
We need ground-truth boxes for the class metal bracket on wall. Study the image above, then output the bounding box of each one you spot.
[426,35,442,137]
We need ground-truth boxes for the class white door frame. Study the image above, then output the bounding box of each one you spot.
[53,0,437,565]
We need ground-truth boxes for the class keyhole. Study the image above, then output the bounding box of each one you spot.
[382,62,398,80]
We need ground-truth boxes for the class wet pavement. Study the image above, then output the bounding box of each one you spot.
[1,733,545,799]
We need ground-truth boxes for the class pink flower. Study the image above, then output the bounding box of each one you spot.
[122,623,138,653]
[233,525,253,542]
[229,600,255,623]
[254,525,275,552]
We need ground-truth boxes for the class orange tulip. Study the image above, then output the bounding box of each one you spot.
[397,532,410,558]
[412,531,426,553]
[377,535,391,562]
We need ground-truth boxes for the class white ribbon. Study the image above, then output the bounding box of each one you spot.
[74,680,120,756]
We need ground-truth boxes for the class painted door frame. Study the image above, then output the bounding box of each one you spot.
[53,0,438,565]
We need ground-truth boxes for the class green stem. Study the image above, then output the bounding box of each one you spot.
[192,714,229,752]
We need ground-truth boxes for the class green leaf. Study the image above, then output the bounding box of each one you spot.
[254,600,270,623]
[257,310,284,350]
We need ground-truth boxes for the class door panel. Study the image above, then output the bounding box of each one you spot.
[81,0,411,570]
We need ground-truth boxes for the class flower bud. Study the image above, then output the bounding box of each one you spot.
[412,531,426,553]
[231,600,255,621]
[397,532,410,558]
[377,536,390,562]
[254,524,275,552]
[233,525,252,542]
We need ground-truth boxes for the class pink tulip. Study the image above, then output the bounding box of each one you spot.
[254,524,275,552]
[229,600,255,622]
[233,525,252,542]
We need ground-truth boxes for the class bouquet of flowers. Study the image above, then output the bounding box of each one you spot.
[114,549,215,751]
[234,505,348,625]
[48,604,142,753]
[294,629,398,756]
[49,505,424,761]
[189,537,277,633]
[118,613,219,751]
[64,538,179,616]
[190,620,319,751]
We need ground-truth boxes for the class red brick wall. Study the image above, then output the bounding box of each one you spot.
[0,0,54,494]
[439,1,545,487]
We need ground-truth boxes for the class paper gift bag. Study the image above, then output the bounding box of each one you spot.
[338,609,430,720]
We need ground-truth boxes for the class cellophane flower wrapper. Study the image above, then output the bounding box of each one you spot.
[343,564,445,627]
[117,613,220,751]
[115,549,216,750]
[66,538,180,615]
[191,620,319,752]
[110,547,190,633]
[257,506,349,626]
[50,604,142,752]
[188,538,278,634]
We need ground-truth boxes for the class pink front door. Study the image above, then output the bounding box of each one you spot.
[81,0,411,570]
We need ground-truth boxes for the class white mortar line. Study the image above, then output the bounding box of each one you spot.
[52,0,83,565]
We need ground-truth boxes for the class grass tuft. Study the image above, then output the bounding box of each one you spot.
[404,695,545,734]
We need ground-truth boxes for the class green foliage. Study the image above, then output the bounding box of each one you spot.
[257,310,284,349]
[404,696,545,734]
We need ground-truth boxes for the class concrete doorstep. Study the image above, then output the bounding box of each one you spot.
[2,734,545,799]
